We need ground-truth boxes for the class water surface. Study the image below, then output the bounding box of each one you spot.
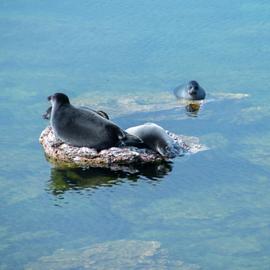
[1,1,270,269]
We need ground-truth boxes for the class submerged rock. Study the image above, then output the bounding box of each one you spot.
[39,126,207,169]
[26,240,200,270]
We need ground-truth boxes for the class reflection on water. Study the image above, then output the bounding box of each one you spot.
[185,102,202,117]
[48,162,172,197]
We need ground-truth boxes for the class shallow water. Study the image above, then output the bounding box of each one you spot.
[1,1,270,269]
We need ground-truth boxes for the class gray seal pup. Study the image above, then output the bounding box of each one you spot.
[48,93,142,150]
[43,106,109,120]
[174,80,206,100]
[126,123,181,158]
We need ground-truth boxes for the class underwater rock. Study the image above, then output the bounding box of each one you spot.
[39,126,207,169]
[73,92,249,118]
[26,240,200,270]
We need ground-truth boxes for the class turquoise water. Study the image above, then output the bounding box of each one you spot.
[1,1,270,269]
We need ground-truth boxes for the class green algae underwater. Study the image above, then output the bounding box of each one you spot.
[1,1,270,269]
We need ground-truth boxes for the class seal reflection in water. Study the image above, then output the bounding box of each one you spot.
[48,93,142,150]
[48,163,172,196]
[185,102,202,117]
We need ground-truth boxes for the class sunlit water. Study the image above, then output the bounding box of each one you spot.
[1,1,270,269]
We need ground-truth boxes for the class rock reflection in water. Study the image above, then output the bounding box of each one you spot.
[48,162,172,196]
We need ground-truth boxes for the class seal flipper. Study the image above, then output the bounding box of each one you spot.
[43,106,52,120]
[156,144,167,157]
[96,110,109,120]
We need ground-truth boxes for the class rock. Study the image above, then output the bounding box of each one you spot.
[39,126,207,169]
[25,240,200,270]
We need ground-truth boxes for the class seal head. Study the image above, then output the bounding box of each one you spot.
[174,80,206,100]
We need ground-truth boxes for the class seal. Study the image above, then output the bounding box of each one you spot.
[126,123,181,158]
[43,106,109,120]
[48,93,142,150]
[173,80,206,100]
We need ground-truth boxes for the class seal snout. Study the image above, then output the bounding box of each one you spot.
[188,87,197,96]
[188,81,199,95]
[47,95,52,101]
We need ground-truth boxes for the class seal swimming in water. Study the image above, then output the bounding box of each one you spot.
[126,123,181,158]
[48,93,142,150]
[43,106,109,120]
[173,80,206,100]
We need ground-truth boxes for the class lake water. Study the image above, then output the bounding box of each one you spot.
[1,1,270,269]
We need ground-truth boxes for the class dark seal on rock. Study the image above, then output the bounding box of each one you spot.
[48,93,142,150]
